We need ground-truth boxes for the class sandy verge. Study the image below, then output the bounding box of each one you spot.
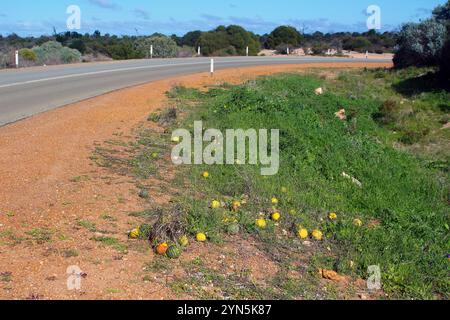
[258,49,394,60]
[0,62,392,300]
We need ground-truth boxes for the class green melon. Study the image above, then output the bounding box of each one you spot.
[139,189,149,199]
[227,223,240,235]
[166,246,181,259]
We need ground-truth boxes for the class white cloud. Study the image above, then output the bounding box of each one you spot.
[88,0,119,10]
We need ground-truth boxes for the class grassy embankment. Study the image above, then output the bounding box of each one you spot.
[95,68,449,299]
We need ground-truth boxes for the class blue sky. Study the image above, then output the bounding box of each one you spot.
[0,0,446,36]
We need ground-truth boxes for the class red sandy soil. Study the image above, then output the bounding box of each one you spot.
[0,62,392,300]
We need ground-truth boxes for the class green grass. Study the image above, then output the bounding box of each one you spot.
[330,68,450,163]
[0,272,12,283]
[143,256,172,273]
[167,69,449,300]
[91,236,128,253]
[70,175,90,183]
[25,228,52,243]
[101,213,117,221]
[76,220,97,232]
[170,259,269,300]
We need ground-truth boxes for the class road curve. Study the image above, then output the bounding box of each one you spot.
[0,56,390,126]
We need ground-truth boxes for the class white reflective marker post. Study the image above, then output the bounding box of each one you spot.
[246,46,249,56]
[15,50,19,68]
[198,46,201,56]
[150,45,153,59]
[210,59,214,76]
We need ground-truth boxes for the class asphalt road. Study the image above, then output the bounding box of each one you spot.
[0,56,390,126]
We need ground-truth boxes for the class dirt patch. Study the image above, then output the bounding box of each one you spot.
[0,62,391,299]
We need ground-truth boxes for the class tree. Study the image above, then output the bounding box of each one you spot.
[265,26,302,49]
[197,31,229,56]
[136,36,179,58]
[170,34,182,46]
[394,20,447,68]
[196,25,260,56]
[68,39,86,54]
[181,31,202,47]
[433,0,450,26]
[225,25,260,55]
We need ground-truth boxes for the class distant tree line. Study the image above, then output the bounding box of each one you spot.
[0,23,398,68]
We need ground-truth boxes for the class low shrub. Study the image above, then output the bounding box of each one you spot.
[19,48,37,62]
[136,36,179,58]
[32,41,82,65]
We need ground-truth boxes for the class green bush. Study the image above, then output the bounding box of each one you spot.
[32,41,81,65]
[343,36,372,52]
[19,48,37,61]
[108,39,144,60]
[211,46,237,57]
[394,20,447,68]
[310,42,328,55]
[68,39,87,54]
[265,26,302,49]
[197,25,260,56]
[181,30,202,47]
[0,52,10,68]
[136,36,179,58]
[433,0,450,29]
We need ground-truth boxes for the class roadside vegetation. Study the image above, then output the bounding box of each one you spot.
[91,66,449,300]
[394,0,449,80]
[1,25,396,68]
[165,70,448,299]
[2,1,448,69]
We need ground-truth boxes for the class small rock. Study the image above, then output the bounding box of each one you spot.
[342,172,362,187]
[335,109,347,120]
[359,293,368,300]
[302,241,312,247]
[319,269,347,283]
[315,87,323,95]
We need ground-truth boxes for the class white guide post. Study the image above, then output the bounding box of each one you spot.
[287,47,290,55]
[198,46,201,56]
[15,50,19,68]
[246,46,249,56]
[150,45,153,59]
[210,59,214,76]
